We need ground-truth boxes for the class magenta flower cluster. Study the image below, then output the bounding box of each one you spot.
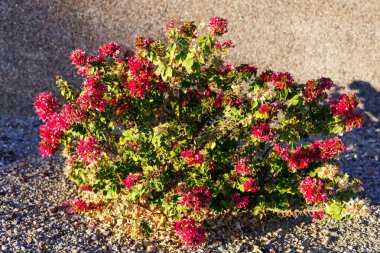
[259,71,294,89]
[98,41,121,57]
[298,176,328,204]
[274,137,345,170]
[123,172,142,189]
[329,93,363,130]
[304,77,333,102]
[231,193,250,208]
[125,56,156,99]
[208,17,228,36]
[181,149,204,166]
[66,199,103,213]
[76,137,102,163]
[34,92,59,122]
[234,157,253,176]
[77,77,107,113]
[174,217,206,247]
[180,185,212,212]
[251,122,274,141]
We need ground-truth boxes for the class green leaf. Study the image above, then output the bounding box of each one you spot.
[169,43,177,59]
[155,62,165,76]
[182,52,195,73]
[288,94,301,107]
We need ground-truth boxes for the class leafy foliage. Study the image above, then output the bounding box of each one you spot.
[34,17,367,246]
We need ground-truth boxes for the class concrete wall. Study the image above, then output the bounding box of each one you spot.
[1,0,379,115]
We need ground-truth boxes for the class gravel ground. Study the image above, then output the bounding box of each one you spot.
[0,112,379,252]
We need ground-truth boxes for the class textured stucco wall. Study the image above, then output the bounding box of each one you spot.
[1,0,379,115]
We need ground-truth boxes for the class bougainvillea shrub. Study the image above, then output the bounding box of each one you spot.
[34,17,368,246]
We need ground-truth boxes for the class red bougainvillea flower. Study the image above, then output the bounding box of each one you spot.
[311,137,345,161]
[288,147,313,170]
[304,77,333,102]
[258,103,270,114]
[124,55,156,99]
[87,55,105,64]
[77,77,108,113]
[180,185,212,212]
[61,104,86,125]
[209,17,228,36]
[344,112,364,130]
[123,172,142,189]
[251,122,274,141]
[234,157,253,176]
[273,143,290,161]
[329,93,363,130]
[269,72,294,89]
[68,199,90,213]
[37,111,71,157]
[259,69,273,83]
[181,149,204,166]
[34,91,59,122]
[67,199,103,213]
[329,93,359,116]
[208,161,216,170]
[81,186,92,192]
[98,41,121,57]
[311,210,325,220]
[258,103,279,117]
[231,193,250,208]
[298,176,328,204]
[76,137,102,163]
[70,49,87,67]
[164,20,175,31]
[134,35,154,49]
[243,178,260,193]
[214,40,235,49]
[237,64,258,76]
[38,141,57,157]
[285,137,345,170]
[174,217,205,247]
[213,93,224,108]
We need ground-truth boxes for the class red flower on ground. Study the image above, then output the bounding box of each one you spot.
[311,210,325,220]
[174,217,205,247]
